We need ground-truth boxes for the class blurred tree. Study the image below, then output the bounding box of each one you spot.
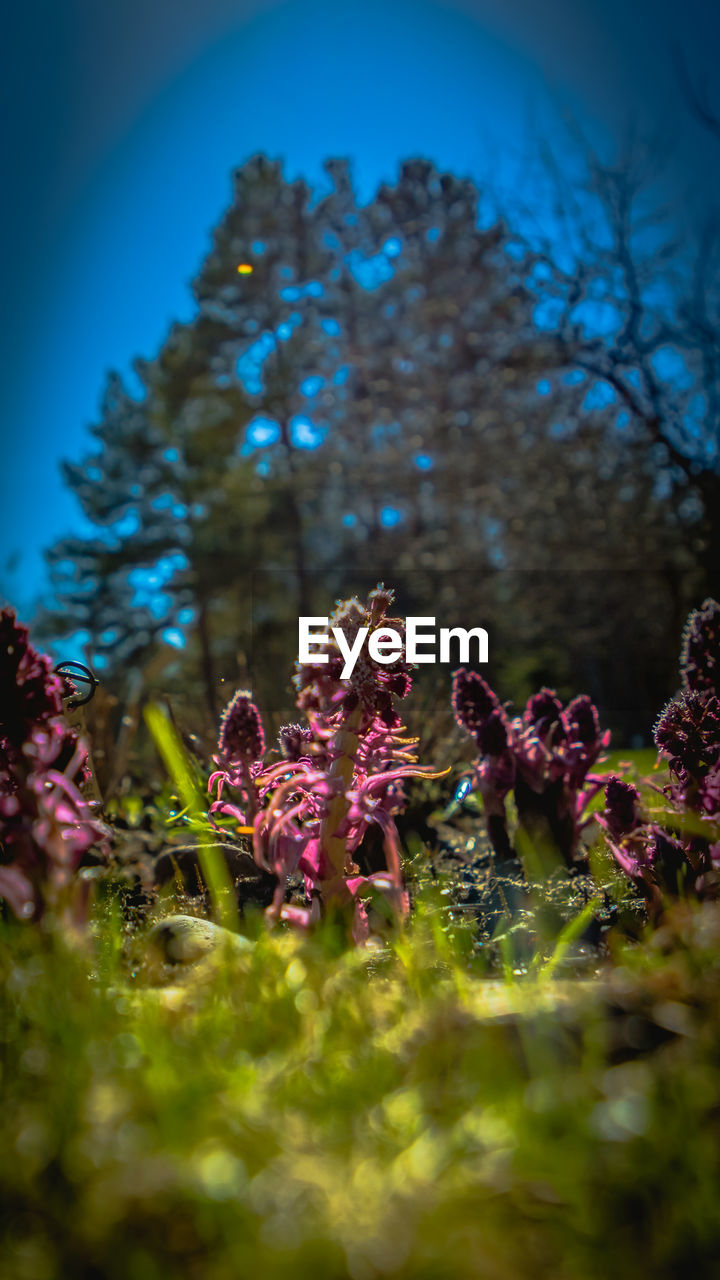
[507,123,719,594]
[44,153,692,744]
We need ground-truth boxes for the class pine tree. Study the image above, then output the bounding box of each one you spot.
[45,154,687,738]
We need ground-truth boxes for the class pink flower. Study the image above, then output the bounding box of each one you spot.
[451,667,609,869]
[210,586,441,941]
[0,609,107,921]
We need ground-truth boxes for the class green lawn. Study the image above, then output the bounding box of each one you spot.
[3,885,720,1280]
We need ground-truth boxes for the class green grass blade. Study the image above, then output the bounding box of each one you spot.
[535,896,602,980]
[144,703,239,931]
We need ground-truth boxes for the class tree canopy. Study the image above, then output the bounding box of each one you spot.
[44,154,706,740]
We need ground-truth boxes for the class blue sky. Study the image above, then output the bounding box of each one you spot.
[1,0,718,614]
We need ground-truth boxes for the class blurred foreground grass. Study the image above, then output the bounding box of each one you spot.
[3,885,720,1280]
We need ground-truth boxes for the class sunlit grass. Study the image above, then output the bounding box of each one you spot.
[3,886,720,1279]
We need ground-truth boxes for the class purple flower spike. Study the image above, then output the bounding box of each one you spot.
[367,582,396,624]
[601,600,720,912]
[451,669,501,744]
[650,830,693,895]
[218,690,265,764]
[525,688,564,740]
[210,587,436,941]
[604,777,642,840]
[477,709,509,756]
[654,691,720,785]
[0,608,107,922]
[680,597,720,697]
[278,723,314,762]
[0,609,64,756]
[565,695,601,747]
[452,666,609,870]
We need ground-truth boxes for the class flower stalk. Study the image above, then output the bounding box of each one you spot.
[0,609,107,924]
[210,585,443,940]
[599,599,720,913]
[451,669,609,874]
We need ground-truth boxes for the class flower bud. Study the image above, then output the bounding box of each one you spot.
[681,597,720,697]
[218,690,265,764]
[604,776,642,839]
[450,668,499,742]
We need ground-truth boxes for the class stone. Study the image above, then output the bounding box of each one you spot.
[146,914,254,966]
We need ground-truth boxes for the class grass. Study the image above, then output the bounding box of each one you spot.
[3,739,717,1279]
[4,881,720,1280]
[598,747,663,778]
